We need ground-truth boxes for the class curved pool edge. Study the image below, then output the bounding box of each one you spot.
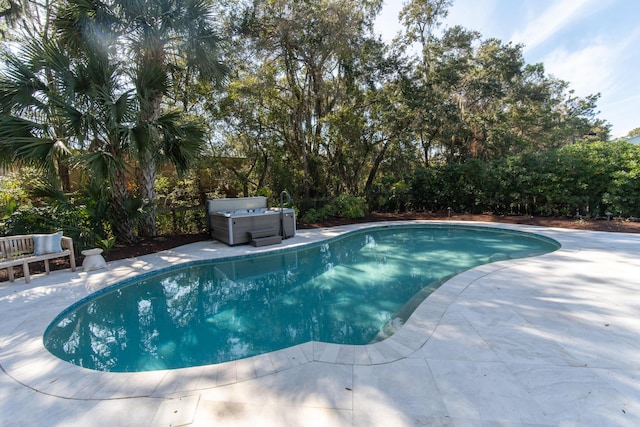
[0,221,572,399]
[42,221,561,349]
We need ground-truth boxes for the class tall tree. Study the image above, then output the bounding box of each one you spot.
[0,0,77,190]
[236,0,383,199]
[0,36,139,242]
[397,0,610,164]
[113,0,228,237]
[399,0,452,75]
[627,127,640,138]
[53,0,228,237]
[397,1,469,166]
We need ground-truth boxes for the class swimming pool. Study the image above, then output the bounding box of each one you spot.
[44,225,559,372]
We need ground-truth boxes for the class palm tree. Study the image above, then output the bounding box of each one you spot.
[0,35,69,182]
[0,0,26,34]
[0,37,139,243]
[113,0,228,236]
[54,0,228,237]
[2,0,228,240]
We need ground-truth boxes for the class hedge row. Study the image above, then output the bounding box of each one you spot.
[371,141,640,218]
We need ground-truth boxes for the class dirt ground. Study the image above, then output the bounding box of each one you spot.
[3,212,639,282]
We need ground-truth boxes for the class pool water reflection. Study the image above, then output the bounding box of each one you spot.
[44,225,559,372]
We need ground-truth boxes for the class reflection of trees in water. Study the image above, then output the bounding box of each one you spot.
[44,227,556,371]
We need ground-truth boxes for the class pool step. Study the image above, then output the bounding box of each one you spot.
[250,235,283,247]
[248,228,282,247]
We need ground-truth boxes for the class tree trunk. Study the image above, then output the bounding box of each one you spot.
[111,170,136,244]
[421,135,431,167]
[364,140,390,194]
[137,149,158,237]
[57,159,72,192]
[258,149,269,189]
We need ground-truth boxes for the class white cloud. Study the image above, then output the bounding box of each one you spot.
[374,1,403,42]
[543,26,640,136]
[446,0,499,36]
[550,26,640,94]
[543,42,614,96]
[512,0,599,52]
[375,0,640,137]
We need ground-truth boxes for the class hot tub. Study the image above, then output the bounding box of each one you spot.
[206,197,296,246]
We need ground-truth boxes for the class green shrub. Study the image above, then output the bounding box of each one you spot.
[1,204,101,253]
[0,177,113,253]
[329,194,368,219]
[0,168,43,218]
[156,206,206,234]
[300,207,330,223]
[368,177,410,212]
[406,140,640,217]
[408,168,439,212]
[96,236,117,253]
[256,187,273,198]
[299,195,367,223]
[154,172,207,234]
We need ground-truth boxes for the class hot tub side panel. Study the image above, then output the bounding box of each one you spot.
[209,208,296,246]
[281,211,296,238]
[228,214,281,245]
[210,215,233,244]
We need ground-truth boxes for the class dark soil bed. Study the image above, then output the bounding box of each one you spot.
[3,212,639,282]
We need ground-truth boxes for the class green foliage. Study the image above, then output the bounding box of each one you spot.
[256,187,273,198]
[329,195,368,219]
[0,172,120,252]
[155,171,206,234]
[406,141,640,217]
[367,177,411,212]
[0,168,42,217]
[0,169,51,234]
[0,0,617,238]
[1,203,94,253]
[156,207,206,235]
[408,167,439,211]
[95,236,117,253]
[156,172,201,208]
[301,195,368,223]
[300,207,331,223]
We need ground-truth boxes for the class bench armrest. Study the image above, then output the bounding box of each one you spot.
[61,236,74,251]
[61,236,77,272]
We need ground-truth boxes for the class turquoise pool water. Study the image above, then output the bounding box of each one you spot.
[44,225,559,372]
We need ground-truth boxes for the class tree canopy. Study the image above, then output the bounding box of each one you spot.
[0,0,617,244]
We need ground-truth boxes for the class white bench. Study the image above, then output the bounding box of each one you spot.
[0,233,77,284]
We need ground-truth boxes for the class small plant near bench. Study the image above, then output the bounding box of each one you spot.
[0,232,76,283]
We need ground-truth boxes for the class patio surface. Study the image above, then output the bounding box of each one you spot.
[1,221,639,426]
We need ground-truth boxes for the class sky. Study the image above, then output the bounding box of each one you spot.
[375,0,640,138]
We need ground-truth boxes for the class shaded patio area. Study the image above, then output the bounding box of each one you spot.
[1,221,639,426]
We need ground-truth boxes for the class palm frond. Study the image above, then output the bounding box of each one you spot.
[156,111,206,174]
[0,51,49,113]
[54,0,120,58]
[72,150,128,187]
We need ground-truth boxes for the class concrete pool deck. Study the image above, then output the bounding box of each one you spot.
[1,221,639,426]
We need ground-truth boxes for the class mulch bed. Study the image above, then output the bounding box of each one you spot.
[2,212,639,282]
[297,211,640,233]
